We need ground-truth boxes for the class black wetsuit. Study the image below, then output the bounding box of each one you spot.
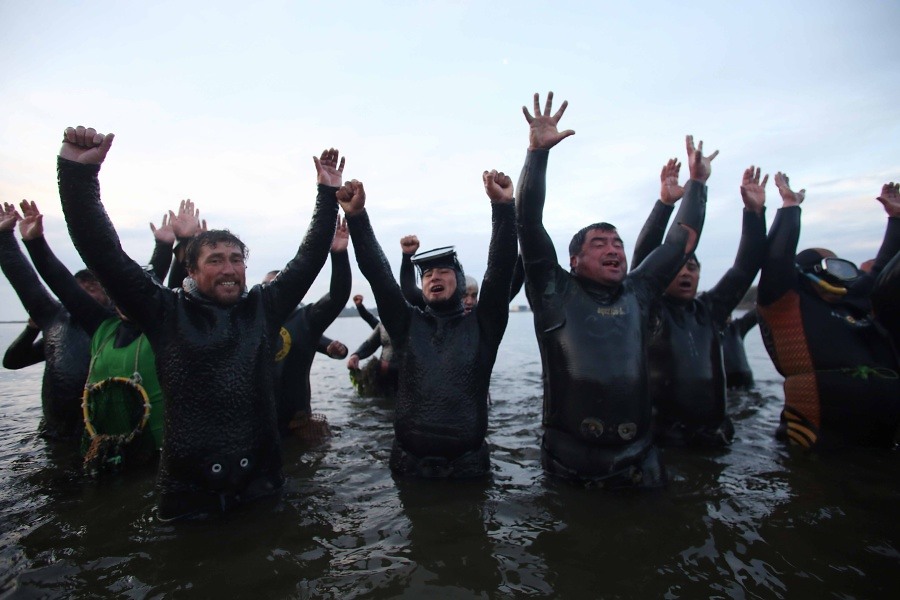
[58,158,338,519]
[872,250,900,350]
[272,249,350,434]
[355,302,380,329]
[346,202,517,478]
[516,149,706,486]
[757,207,900,448]
[1,229,91,439]
[399,252,427,309]
[722,309,758,389]
[631,202,766,446]
[3,324,44,369]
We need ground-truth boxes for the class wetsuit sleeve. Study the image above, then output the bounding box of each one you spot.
[700,208,767,327]
[353,326,382,360]
[0,229,61,330]
[316,334,334,355]
[262,184,340,326]
[509,254,525,301]
[57,158,170,330]
[871,249,900,338]
[3,325,44,369]
[870,217,900,276]
[23,235,114,336]
[757,206,800,307]
[477,202,518,347]
[631,200,675,271]
[305,249,352,340]
[356,302,380,329]
[400,252,426,309]
[345,210,411,341]
[148,239,173,283]
[166,242,189,289]
[734,307,759,338]
[516,149,565,301]
[630,179,707,299]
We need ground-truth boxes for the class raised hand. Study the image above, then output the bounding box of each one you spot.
[326,340,348,359]
[332,216,349,252]
[18,200,45,240]
[59,126,114,165]
[353,294,364,306]
[876,182,900,217]
[660,158,684,206]
[773,172,805,207]
[0,203,20,232]
[483,170,514,204]
[314,148,346,187]
[149,212,175,245]
[686,135,718,183]
[170,199,205,240]
[522,92,576,151]
[336,180,366,216]
[740,166,768,214]
[400,235,420,255]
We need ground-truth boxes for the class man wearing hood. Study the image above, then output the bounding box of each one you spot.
[56,126,340,519]
[337,170,518,478]
[757,176,900,449]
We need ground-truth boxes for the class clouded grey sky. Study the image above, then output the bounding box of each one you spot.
[1,0,898,320]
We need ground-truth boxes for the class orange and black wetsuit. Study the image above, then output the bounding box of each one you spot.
[758,206,900,448]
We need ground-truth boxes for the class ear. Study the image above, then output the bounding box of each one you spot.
[569,255,578,269]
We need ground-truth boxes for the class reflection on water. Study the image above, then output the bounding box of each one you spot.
[0,314,897,598]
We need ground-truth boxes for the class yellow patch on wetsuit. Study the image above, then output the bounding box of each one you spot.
[274,327,292,362]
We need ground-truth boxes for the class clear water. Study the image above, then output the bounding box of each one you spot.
[0,314,897,599]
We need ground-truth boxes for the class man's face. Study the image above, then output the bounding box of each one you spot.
[463,284,478,314]
[189,242,247,305]
[570,228,627,286]
[665,258,700,301]
[78,279,111,307]
[422,267,458,304]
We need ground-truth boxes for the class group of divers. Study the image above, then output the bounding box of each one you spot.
[1,93,898,522]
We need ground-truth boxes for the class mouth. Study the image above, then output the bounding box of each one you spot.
[601,259,620,268]
[429,284,445,294]
[218,281,240,290]
[678,279,692,290]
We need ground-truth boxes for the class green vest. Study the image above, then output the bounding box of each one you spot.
[81,318,165,460]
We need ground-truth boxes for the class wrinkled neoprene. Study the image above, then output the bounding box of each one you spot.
[58,158,338,519]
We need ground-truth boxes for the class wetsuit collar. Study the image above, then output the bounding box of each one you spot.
[573,273,623,304]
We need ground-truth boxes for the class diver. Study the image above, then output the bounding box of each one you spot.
[630,162,767,446]
[722,308,758,389]
[352,294,380,329]
[757,175,900,449]
[56,126,340,520]
[515,92,708,487]
[337,168,517,479]
[265,216,351,442]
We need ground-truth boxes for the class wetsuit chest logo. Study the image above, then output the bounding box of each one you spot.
[274,327,292,362]
[596,306,626,316]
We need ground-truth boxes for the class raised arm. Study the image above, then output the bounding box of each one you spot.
[515,92,575,291]
[305,216,353,339]
[262,148,342,325]
[339,180,411,341]
[353,295,380,329]
[870,182,900,276]
[399,235,426,309]
[631,158,682,270]
[702,166,768,326]
[57,126,170,329]
[165,199,206,289]
[0,203,61,329]
[19,200,113,335]
[476,169,518,345]
[757,172,804,306]
[631,135,712,294]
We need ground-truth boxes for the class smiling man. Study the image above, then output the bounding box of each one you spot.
[56,126,340,520]
[338,169,517,479]
[515,92,709,488]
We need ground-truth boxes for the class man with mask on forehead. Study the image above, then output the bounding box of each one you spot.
[337,169,518,478]
[757,176,900,449]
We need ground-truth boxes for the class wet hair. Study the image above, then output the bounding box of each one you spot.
[686,253,701,269]
[73,269,98,284]
[184,230,249,272]
[568,223,618,258]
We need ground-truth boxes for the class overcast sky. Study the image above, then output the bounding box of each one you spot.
[1,0,898,321]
